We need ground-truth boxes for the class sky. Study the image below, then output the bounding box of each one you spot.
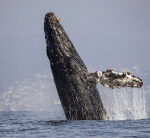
[0,0,150,92]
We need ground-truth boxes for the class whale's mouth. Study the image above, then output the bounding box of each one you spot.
[44,12,73,58]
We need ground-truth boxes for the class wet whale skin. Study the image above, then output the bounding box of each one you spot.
[44,12,107,120]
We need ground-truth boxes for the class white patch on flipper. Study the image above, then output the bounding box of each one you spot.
[97,69,143,89]
[97,71,102,78]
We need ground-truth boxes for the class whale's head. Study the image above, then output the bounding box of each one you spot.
[44,12,74,60]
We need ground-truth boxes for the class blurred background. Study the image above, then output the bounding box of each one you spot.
[0,0,150,115]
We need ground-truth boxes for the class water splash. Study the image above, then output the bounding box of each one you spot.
[102,87,148,120]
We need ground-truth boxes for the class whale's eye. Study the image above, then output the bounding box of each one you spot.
[57,17,60,22]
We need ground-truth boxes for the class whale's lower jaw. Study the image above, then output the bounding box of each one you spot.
[44,12,107,120]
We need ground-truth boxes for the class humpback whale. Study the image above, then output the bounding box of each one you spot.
[44,12,143,120]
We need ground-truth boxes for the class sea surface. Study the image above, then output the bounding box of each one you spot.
[0,72,150,137]
[0,111,150,138]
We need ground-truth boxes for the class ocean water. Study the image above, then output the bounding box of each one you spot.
[0,72,150,137]
[0,111,150,138]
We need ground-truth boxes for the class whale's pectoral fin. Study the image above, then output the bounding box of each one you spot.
[86,72,101,87]
[97,69,143,89]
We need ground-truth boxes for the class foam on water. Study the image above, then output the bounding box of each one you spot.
[0,72,148,120]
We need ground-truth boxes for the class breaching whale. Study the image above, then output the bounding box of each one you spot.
[44,12,143,120]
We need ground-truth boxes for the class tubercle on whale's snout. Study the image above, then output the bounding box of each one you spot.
[44,12,63,57]
[44,12,76,58]
[44,12,61,30]
[45,12,56,22]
